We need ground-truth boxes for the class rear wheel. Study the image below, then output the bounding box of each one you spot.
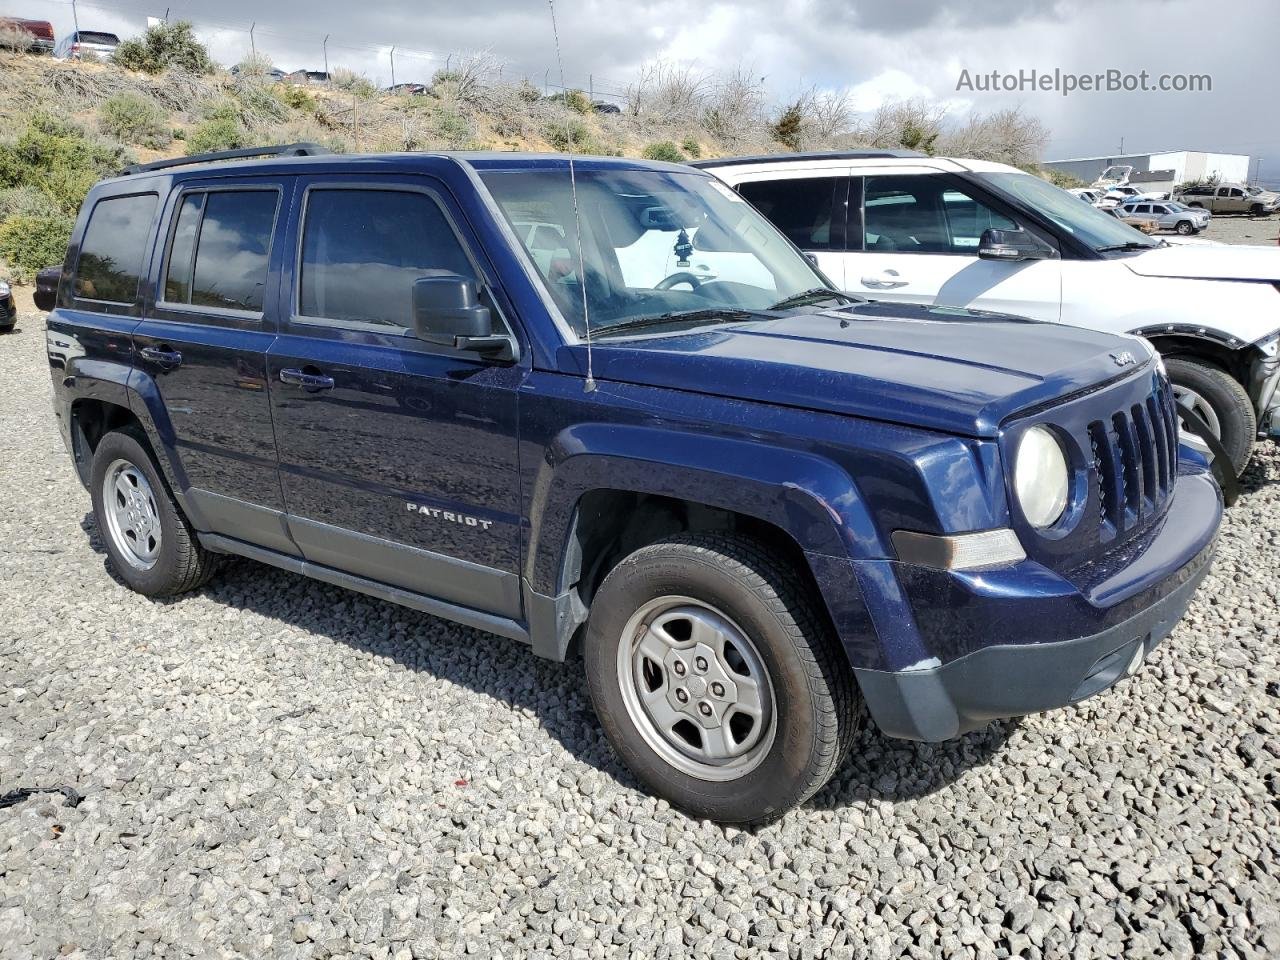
[89,427,219,596]
[585,533,860,824]
[1164,357,1256,477]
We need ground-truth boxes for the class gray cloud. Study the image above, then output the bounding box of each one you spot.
[22,0,1279,176]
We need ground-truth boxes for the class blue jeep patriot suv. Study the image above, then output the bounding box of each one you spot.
[45,144,1222,823]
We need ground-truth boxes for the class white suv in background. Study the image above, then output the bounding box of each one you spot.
[695,151,1280,475]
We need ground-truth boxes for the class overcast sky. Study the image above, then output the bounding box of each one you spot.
[25,0,1280,179]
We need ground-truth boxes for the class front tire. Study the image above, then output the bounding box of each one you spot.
[89,427,219,596]
[585,533,859,824]
[1164,357,1256,477]
[1175,220,1195,235]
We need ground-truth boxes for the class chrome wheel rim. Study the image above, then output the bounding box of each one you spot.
[101,459,162,570]
[616,596,776,781]
[1173,385,1222,438]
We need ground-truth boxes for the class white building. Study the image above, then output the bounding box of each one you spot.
[1042,150,1252,191]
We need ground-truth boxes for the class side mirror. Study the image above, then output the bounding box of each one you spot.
[411,275,513,360]
[977,228,1057,262]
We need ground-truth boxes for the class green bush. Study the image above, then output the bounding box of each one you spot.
[546,118,597,152]
[0,185,62,222]
[113,20,214,75]
[279,84,317,111]
[0,114,125,215]
[431,108,471,147]
[186,104,249,154]
[680,136,702,159]
[642,140,684,163]
[330,68,376,99]
[98,92,172,148]
[0,214,74,281]
[552,89,591,114]
[772,102,805,150]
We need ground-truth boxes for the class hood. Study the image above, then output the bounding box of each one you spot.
[1124,243,1280,281]
[573,302,1151,437]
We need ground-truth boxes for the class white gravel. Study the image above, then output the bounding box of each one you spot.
[2,308,1279,960]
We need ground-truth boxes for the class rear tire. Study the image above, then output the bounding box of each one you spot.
[89,427,219,597]
[1164,357,1256,477]
[584,533,860,824]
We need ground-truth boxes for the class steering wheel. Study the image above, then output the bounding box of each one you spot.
[654,271,704,290]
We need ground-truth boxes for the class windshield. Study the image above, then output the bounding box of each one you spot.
[979,171,1160,252]
[480,168,828,338]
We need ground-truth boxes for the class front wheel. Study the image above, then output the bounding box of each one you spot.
[585,533,860,824]
[1165,357,1256,477]
[1175,220,1195,236]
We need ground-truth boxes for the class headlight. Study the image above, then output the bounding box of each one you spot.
[1014,426,1069,528]
[0,281,10,298]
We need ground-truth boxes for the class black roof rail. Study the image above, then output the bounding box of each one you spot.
[688,149,925,169]
[119,142,333,176]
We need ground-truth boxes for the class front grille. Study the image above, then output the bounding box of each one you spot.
[1086,379,1179,540]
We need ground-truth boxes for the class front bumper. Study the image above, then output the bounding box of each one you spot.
[852,471,1220,741]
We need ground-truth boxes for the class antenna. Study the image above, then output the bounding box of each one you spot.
[547,0,596,393]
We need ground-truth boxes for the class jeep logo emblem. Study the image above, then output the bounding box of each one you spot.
[406,502,494,531]
[1110,351,1136,367]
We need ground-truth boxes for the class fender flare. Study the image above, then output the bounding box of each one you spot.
[64,361,190,498]
[523,423,886,597]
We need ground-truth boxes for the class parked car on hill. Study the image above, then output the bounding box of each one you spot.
[0,279,16,330]
[42,142,1223,823]
[284,69,330,84]
[386,82,427,95]
[0,17,55,53]
[1117,200,1211,236]
[53,29,119,59]
[697,151,1280,475]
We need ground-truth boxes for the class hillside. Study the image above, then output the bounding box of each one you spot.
[0,36,1054,282]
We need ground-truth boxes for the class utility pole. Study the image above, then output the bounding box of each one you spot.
[249,22,256,60]
[1256,158,1264,187]
[389,46,395,89]
[70,0,80,36]
[323,34,329,76]
[1119,137,1125,155]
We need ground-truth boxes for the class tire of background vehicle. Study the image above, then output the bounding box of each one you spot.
[89,426,219,597]
[1250,203,1265,217]
[1164,357,1256,478]
[1175,220,1195,235]
[584,532,860,824]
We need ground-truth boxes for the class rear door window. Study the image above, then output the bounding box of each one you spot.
[162,189,280,314]
[74,192,158,306]
[736,177,838,251]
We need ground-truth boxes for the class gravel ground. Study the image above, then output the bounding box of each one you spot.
[2,308,1279,960]
[1188,214,1279,246]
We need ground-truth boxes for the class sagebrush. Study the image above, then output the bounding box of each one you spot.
[113,21,214,75]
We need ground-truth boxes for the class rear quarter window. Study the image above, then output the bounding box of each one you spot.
[74,193,158,305]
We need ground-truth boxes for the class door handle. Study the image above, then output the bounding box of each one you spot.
[139,345,183,369]
[279,367,335,391]
[860,270,909,289]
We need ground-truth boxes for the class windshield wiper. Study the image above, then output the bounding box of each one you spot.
[598,308,757,338]
[768,287,856,310]
[1095,241,1157,253]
